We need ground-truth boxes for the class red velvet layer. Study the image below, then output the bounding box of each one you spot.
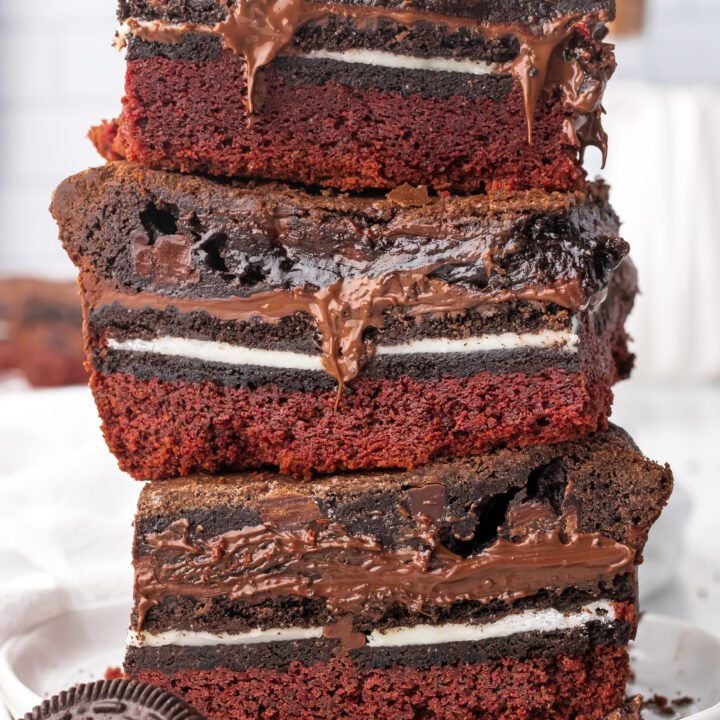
[105,52,584,192]
[132,646,628,720]
[92,366,612,480]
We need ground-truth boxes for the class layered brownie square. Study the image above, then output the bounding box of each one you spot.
[0,278,87,387]
[52,162,634,480]
[125,426,672,720]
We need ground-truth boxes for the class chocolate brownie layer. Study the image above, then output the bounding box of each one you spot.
[52,163,626,306]
[131,425,671,634]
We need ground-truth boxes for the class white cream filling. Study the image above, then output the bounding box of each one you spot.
[127,626,324,648]
[302,48,497,76]
[367,601,615,647]
[106,329,578,371]
[107,336,325,370]
[128,601,615,649]
[377,330,578,356]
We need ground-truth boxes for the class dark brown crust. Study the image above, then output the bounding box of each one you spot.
[51,163,626,306]
[125,620,631,674]
[118,0,615,25]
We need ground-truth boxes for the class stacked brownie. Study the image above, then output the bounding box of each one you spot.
[51,1,672,718]
[0,278,86,387]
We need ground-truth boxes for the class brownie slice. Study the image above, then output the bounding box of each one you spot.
[125,425,671,720]
[97,0,616,191]
[0,278,87,387]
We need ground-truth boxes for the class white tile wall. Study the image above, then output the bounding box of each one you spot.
[0,0,123,278]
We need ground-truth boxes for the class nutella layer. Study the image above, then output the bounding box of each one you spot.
[125,425,671,720]
[97,0,616,191]
[51,163,634,480]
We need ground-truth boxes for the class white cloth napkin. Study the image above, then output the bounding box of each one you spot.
[0,382,139,646]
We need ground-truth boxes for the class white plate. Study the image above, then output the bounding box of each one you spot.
[629,615,720,719]
[1,606,719,720]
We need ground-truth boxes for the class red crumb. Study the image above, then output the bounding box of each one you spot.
[103,51,585,192]
[88,120,125,162]
[105,666,124,680]
[132,646,629,720]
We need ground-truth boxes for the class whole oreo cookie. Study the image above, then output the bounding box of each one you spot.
[24,678,205,720]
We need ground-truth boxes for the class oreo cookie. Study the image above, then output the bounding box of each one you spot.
[24,678,205,720]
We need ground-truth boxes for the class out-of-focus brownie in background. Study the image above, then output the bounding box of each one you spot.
[611,0,646,36]
[0,278,86,387]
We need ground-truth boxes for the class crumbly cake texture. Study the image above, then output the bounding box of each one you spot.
[131,650,629,720]
[125,426,671,720]
[51,162,634,480]
[0,278,86,387]
[99,0,616,191]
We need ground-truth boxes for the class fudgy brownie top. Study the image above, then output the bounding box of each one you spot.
[118,0,615,25]
[136,425,672,553]
[51,162,626,308]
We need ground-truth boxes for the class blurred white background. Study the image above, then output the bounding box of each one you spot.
[0,0,123,278]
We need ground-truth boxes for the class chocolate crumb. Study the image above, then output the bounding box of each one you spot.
[642,694,675,717]
[386,183,431,207]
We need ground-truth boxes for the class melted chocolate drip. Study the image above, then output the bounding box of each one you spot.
[82,263,593,390]
[116,2,612,151]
